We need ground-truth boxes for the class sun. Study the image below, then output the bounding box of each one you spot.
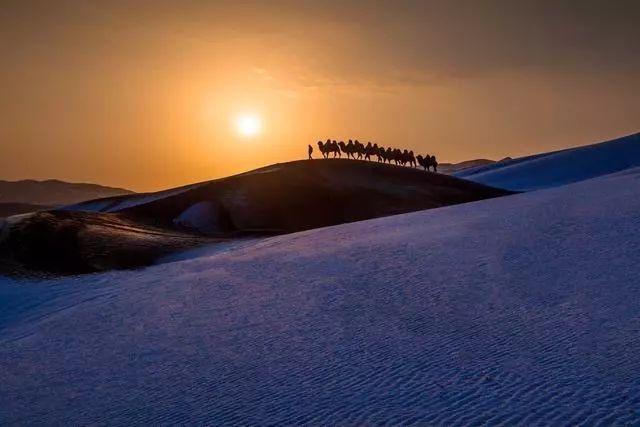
[233,113,262,138]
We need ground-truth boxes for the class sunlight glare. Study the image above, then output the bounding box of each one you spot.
[234,113,263,138]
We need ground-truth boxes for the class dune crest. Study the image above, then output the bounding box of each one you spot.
[457,132,640,191]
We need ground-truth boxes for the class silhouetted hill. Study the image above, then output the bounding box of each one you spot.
[0,159,511,275]
[66,159,512,234]
[0,179,133,206]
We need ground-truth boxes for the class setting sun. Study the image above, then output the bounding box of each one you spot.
[234,113,263,138]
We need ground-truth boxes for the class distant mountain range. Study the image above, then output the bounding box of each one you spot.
[0,180,133,216]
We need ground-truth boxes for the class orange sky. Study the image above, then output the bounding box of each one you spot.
[1,1,639,191]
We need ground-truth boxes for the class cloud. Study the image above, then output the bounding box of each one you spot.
[188,0,640,87]
[3,0,639,89]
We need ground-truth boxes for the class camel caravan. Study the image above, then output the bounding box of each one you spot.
[309,139,438,172]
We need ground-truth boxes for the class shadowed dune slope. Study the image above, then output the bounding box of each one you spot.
[0,212,211,276]
[70,159,512,234]
[1,160,510,275]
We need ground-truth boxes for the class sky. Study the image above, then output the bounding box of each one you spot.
[1,0,639,191]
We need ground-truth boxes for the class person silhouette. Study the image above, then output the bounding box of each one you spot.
[308,144,313,159]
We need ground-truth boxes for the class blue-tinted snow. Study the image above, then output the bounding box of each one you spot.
[2,166,640,424]
[456,132,640,191]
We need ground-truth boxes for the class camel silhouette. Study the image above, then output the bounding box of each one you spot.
[313,139,438,173]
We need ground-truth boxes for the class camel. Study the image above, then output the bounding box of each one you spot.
[394,149,402,165]
[408,150,416,168]
[430,155,438,172]
[416,154,438,172]
[317,141,327,158]
[354,140,364,159]
[346,140,356,159]
[364,142,373,161]
[338,141,351,159]
[385,147,393,163]
[331,141,341,158]
[373,144,383,162]
[416,155,425,170]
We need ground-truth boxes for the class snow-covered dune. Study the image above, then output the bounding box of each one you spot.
[2,167,640,424]
[456,132,640,191]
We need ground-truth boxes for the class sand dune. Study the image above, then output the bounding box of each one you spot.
[457,132,640,191]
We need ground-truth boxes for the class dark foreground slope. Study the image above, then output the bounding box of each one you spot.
[0,212,212,276]
[0,159,511,275]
